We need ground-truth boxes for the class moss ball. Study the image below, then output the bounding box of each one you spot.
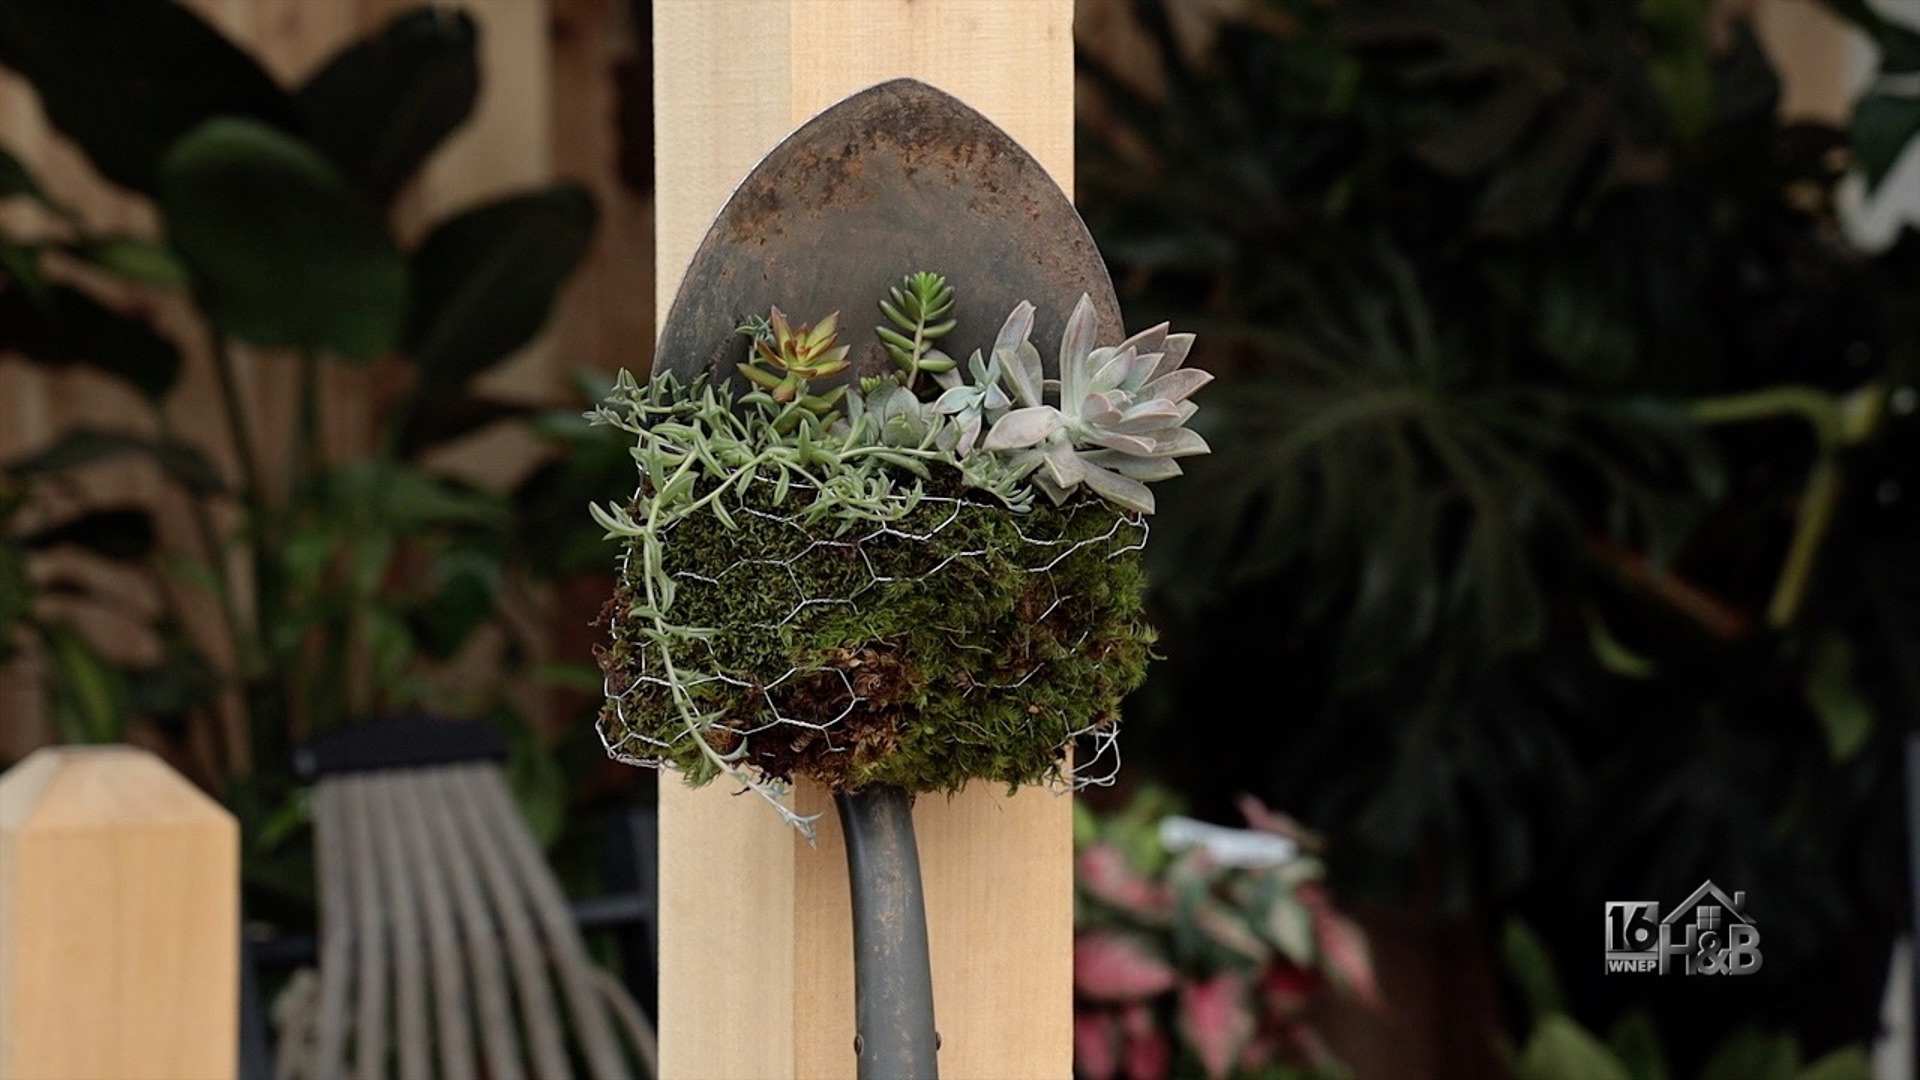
[596,476,1154,794]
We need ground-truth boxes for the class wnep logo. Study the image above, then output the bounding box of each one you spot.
[1604,881,1762,976]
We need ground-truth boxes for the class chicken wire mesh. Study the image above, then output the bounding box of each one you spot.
[596,478,1150,812]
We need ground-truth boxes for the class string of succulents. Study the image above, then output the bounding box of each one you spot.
[590,272,1210,831]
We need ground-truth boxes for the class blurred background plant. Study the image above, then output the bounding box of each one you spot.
[0,0,631,926]
[1074,787,1377,1080]
[1501,921,1871,1080]
[1076,0,1920,1073]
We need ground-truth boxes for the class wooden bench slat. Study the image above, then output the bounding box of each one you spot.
[345,776,391,1080]
[299,761,647,1079]
[312,783,357,1080]
[366,776,430,1080]
[468,764,631,1080]
[391,772,479,1080]
[414,768,528,1080]
[436,766,573,1079]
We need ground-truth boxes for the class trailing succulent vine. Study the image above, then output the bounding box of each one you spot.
[590,272,1210,833]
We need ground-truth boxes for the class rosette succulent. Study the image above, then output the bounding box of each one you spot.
[931,335,1017,455]
[737,306,852,411]
[981,294,1212,514]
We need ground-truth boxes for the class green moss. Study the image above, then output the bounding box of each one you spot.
[598,475,1153,794]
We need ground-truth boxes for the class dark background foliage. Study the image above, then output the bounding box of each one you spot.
[1080,0,1920,1070]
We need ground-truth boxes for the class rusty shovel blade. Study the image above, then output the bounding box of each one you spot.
[653,78,1123,385]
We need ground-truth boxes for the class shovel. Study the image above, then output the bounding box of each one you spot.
[652,78,1122,1079]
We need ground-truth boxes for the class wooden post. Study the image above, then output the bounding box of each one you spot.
[0,748,239,1080]
[653,2,1077,1077]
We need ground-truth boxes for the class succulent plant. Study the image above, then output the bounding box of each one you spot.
[737,306,852,411]
[982,294,1211,514]
[875,270,959,389]
[930,306,1024,455]
[847,380,939,448]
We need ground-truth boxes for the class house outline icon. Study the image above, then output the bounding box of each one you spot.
[1660,880,1755,928]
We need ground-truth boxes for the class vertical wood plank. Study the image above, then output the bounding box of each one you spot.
[0,747,239,1080]
[653,2,1075,1076]
[549,0,658,379]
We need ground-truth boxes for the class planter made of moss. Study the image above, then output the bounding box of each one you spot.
[596,474,1153,795]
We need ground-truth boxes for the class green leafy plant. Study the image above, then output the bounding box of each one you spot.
[1073,788,1373,1080]
[1077,0,1920,1068]
[1501,922,1871,1080]
[0,1,605,914]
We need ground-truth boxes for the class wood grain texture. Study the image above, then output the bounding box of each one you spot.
[0,747,239,1080]
[653,2,1074,1076]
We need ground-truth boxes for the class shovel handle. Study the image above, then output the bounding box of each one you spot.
[836,785,940,1079]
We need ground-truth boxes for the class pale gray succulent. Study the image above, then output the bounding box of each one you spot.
[980,294,1210,514]
[846,380,939,448]
[929,305,1026,455]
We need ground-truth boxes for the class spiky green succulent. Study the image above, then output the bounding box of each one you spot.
[980,294,1212,514]
[875,270,958,389]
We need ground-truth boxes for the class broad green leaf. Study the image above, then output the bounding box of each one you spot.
[1503,921,1564,1023]
[159,118,407,359]
[406,184,596,387]
[1259,889,1316,964]
[1700,1030,1799,1080]
[1516,1015,1633,1080]
[1807,635,1874,760]
[328,461,508,532]
[360,606,415,695]
[38,621,129,744]
[1585,608,1656,679]
[296,7,479,202]
[395,393,530,457]
[1606,1012,1669,1080]
[535,661,603,694]
[410,562,498,660]
[6,428,225,496]
[255,789,313,852]
[1798,1045,1872,1080]
[0,285,181,400]
[1854,92,1920,192]
[0,0,296,193]
[1189,894,1271,964]
[0,237,47,300]
[71,236,189,289]
[1639,0,1718,140]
